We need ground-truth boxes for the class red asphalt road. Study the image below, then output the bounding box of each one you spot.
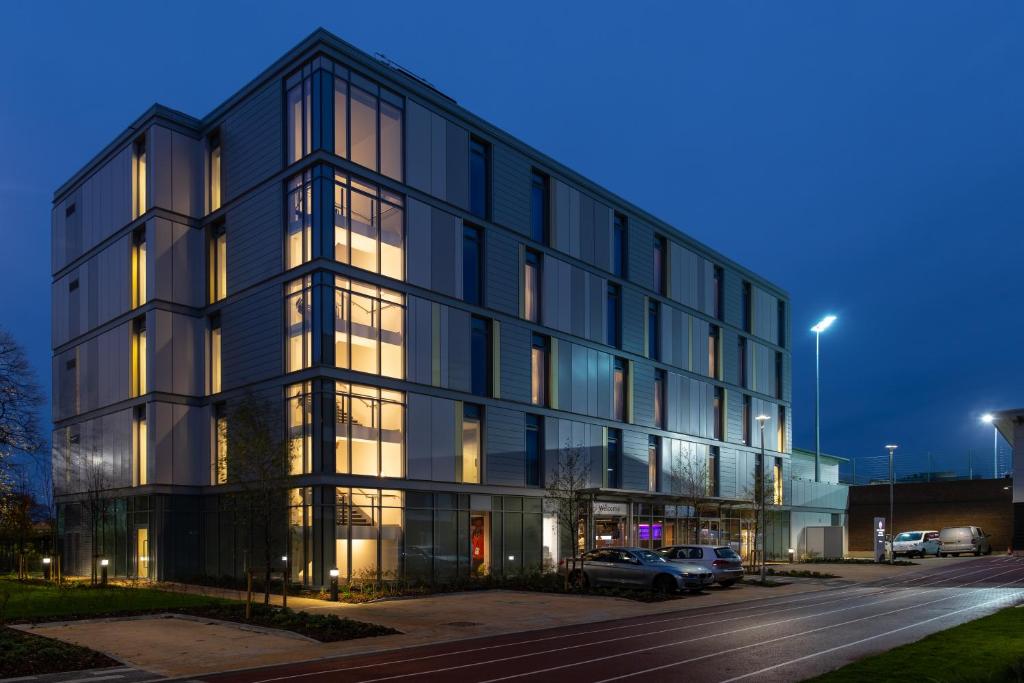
[200,556,1024,683]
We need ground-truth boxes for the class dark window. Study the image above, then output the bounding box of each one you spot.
[530,170,549,244]
[524,249,541,323]
[607,429,622,488]
[742,281,752,332]
[654,369,666,429]
[68,279,79,292]
[613,213,627,277]
[613,357,627,422]
[531,333,548,406]
[775,351,783,399]
[738,337,747,387]
[525,414,541,487]
[65,203,76,217]
[470,316,491,397]
[606,283,621,348]
[65,358,76,370]
[647,300,660,360]
[713,387,724,440]
[713,266,724,320]
[708,446,720,496]
[469,137,490,219]
[653,235,667,295]
[742,395,752,445]
[777,300,786,348]
[463,223,483,306]
[648,434,660,492]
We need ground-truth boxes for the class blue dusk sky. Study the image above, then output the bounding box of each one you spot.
[1,1,1020,475]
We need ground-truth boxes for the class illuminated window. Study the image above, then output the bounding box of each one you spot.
[653,235,667,295]
[132,316,147,397]
[285,277,312,372]
[460,403,482,484]
[213,402,227,484]
[524,249,541,322]
[531,334,548,406]
[334,384,404,477]
[209,314,221,395]
[286,172,312,269]
[777,406,787,453]
[708,325,719,379]
[333,276,404,379]
[133,136,147,219]
[470,137,490,219]
[209,131,222,213]
[530,170,549,244]
[773,457,783,504]
[334,73,403,181]
[131,228,147,309]
[654,369,666,429]
[209,222,227,303]
[333,172,404,280]
[287,382,313,475]
[133,405,147,486]
[286,70,311,164]
[613,357,627,422]
[525,414,541,487]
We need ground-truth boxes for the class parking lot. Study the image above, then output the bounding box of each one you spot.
[201,555,1024,683]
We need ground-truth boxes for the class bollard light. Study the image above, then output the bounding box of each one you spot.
[42,557,51,564]
[100,558,109,586]
[42,556,52,581]
[329,567,340,602]
[788,548,795,564]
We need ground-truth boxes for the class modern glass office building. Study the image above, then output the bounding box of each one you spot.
[51,29,793,585]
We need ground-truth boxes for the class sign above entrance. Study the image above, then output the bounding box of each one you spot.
[593,501,628,516]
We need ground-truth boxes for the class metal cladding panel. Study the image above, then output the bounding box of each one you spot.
[484,230,518,316]
[570,344,587,414]
[405,198,431,289]
[445,120,469,211]
[220,284,282,390]
[727,388,745,446]
[621,286,645,356]
[172,404,208,486]
[718,447,739,498]
[753,286,780,345]
[405,100,432,193]
[406,296,432,386]
[406,393,432,480]
[555,340,571,412]
[569,267,587,338]
[430,396,456,482]
[588,273,605,344]
[221,79,282,205]
[628,218,653,291]
[485,406,525,487]
[491,143,531,237]
[632,362,655,428]
[723,269,744,330]
[690,317,710,376]
[226,184,283,294]
[429,207,457,297]
[499,322,531,404]
[596,351,612,420]
[621,429,650,492]
[429,112,447,200]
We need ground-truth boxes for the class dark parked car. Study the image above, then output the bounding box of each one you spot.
[658,545,745,586]
[566,547,714,593]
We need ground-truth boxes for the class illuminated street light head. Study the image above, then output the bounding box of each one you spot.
[982,414,995,424]
[811,315,837,334]
[755,414,771,423]
[885,444,899,452]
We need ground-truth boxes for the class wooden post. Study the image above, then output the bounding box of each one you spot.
[245,569,253,620]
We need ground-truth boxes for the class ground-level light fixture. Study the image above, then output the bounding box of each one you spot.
[42,557,51,564]
[329,567,340,601]
[42,556,52,580]
[100,559,110,567]
[100,558,110,586]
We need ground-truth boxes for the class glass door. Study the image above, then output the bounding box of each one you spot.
[136,527,149,579]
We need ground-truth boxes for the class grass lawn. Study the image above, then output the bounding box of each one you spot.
[807,606,1024,682]
[0,577,230,623]
[0,627,117,678]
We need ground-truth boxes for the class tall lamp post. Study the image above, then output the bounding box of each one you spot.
[756,414,771,583]
[886,444,898,565]
[810,315,837,483]
[982,414,998,478]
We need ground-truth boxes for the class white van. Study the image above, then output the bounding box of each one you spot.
[891,530,940,558]
[938,526,992,557]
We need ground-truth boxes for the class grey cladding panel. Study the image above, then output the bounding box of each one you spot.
[485,230,518,315]
[500,322,531,404]
[221,284,282,389]
[621,430,650,492]
[405,101,432,193]
[485,407,525,487]
[491,143,531,236]
[221,79,283,204]
[621,287,645,356]
[227,184,283,293]
[445,121,469,210]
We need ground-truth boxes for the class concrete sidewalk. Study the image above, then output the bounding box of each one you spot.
[19,581,819,678]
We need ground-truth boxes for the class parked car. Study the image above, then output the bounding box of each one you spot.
[566,547,715,593]
[657,545,745,587]
[938,526,992,557]
[891,530,941,558]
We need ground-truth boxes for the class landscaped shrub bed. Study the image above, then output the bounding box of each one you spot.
[180,603,399,642]
[0,626,116,678]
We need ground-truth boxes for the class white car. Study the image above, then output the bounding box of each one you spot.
[657,545,745,587]
[891,530,940,558]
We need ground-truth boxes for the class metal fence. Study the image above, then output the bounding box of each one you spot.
[839,445,1013,486]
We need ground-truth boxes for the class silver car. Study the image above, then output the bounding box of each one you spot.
[891,530,940,558]
[569,547,714,593]
[659,545,745,587]
[939,526,992,557]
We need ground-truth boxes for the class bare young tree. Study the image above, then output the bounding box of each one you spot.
[669,450,710,544]
[81,454,112,585]
[0,328,44,467]
[545,441,590,589]
[742,459,777,580]
[223,392,294,605]
[0,464,36,578]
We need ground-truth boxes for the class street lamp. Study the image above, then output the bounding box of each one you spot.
[982,414,998,478]
[756,414,771,583]
[885,444,898,565]
[810,315,837,483]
